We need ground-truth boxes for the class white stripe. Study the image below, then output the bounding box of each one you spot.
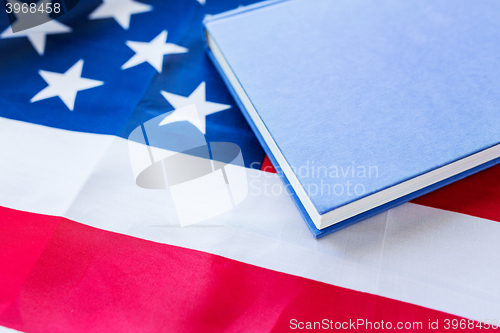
[1,117,500,321]
[0,326,23,333]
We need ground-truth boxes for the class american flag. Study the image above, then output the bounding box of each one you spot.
[1,0,500,332]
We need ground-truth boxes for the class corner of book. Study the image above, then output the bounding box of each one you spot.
[203,0,293,28]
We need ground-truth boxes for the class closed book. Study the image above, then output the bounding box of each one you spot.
[203,0,500,237]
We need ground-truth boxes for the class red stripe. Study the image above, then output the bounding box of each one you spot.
[261,155,277,174]
[260,155,500,223]
[412,163,500,223]
[0,206,484,332]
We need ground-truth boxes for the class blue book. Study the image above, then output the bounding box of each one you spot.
[203,0,500,238]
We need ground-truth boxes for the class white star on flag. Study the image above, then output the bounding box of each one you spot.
[0,0,72,55]
[160,82,231,134]
[88,0,152,30]
[122,30,188,73]
[159,104,204,133]
[31,59,104,111]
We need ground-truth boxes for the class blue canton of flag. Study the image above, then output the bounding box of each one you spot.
[0,0,265,168]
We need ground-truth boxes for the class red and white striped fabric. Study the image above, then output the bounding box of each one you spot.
[1,117,500,332]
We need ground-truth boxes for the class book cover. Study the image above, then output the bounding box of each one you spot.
[203,0,500,237]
